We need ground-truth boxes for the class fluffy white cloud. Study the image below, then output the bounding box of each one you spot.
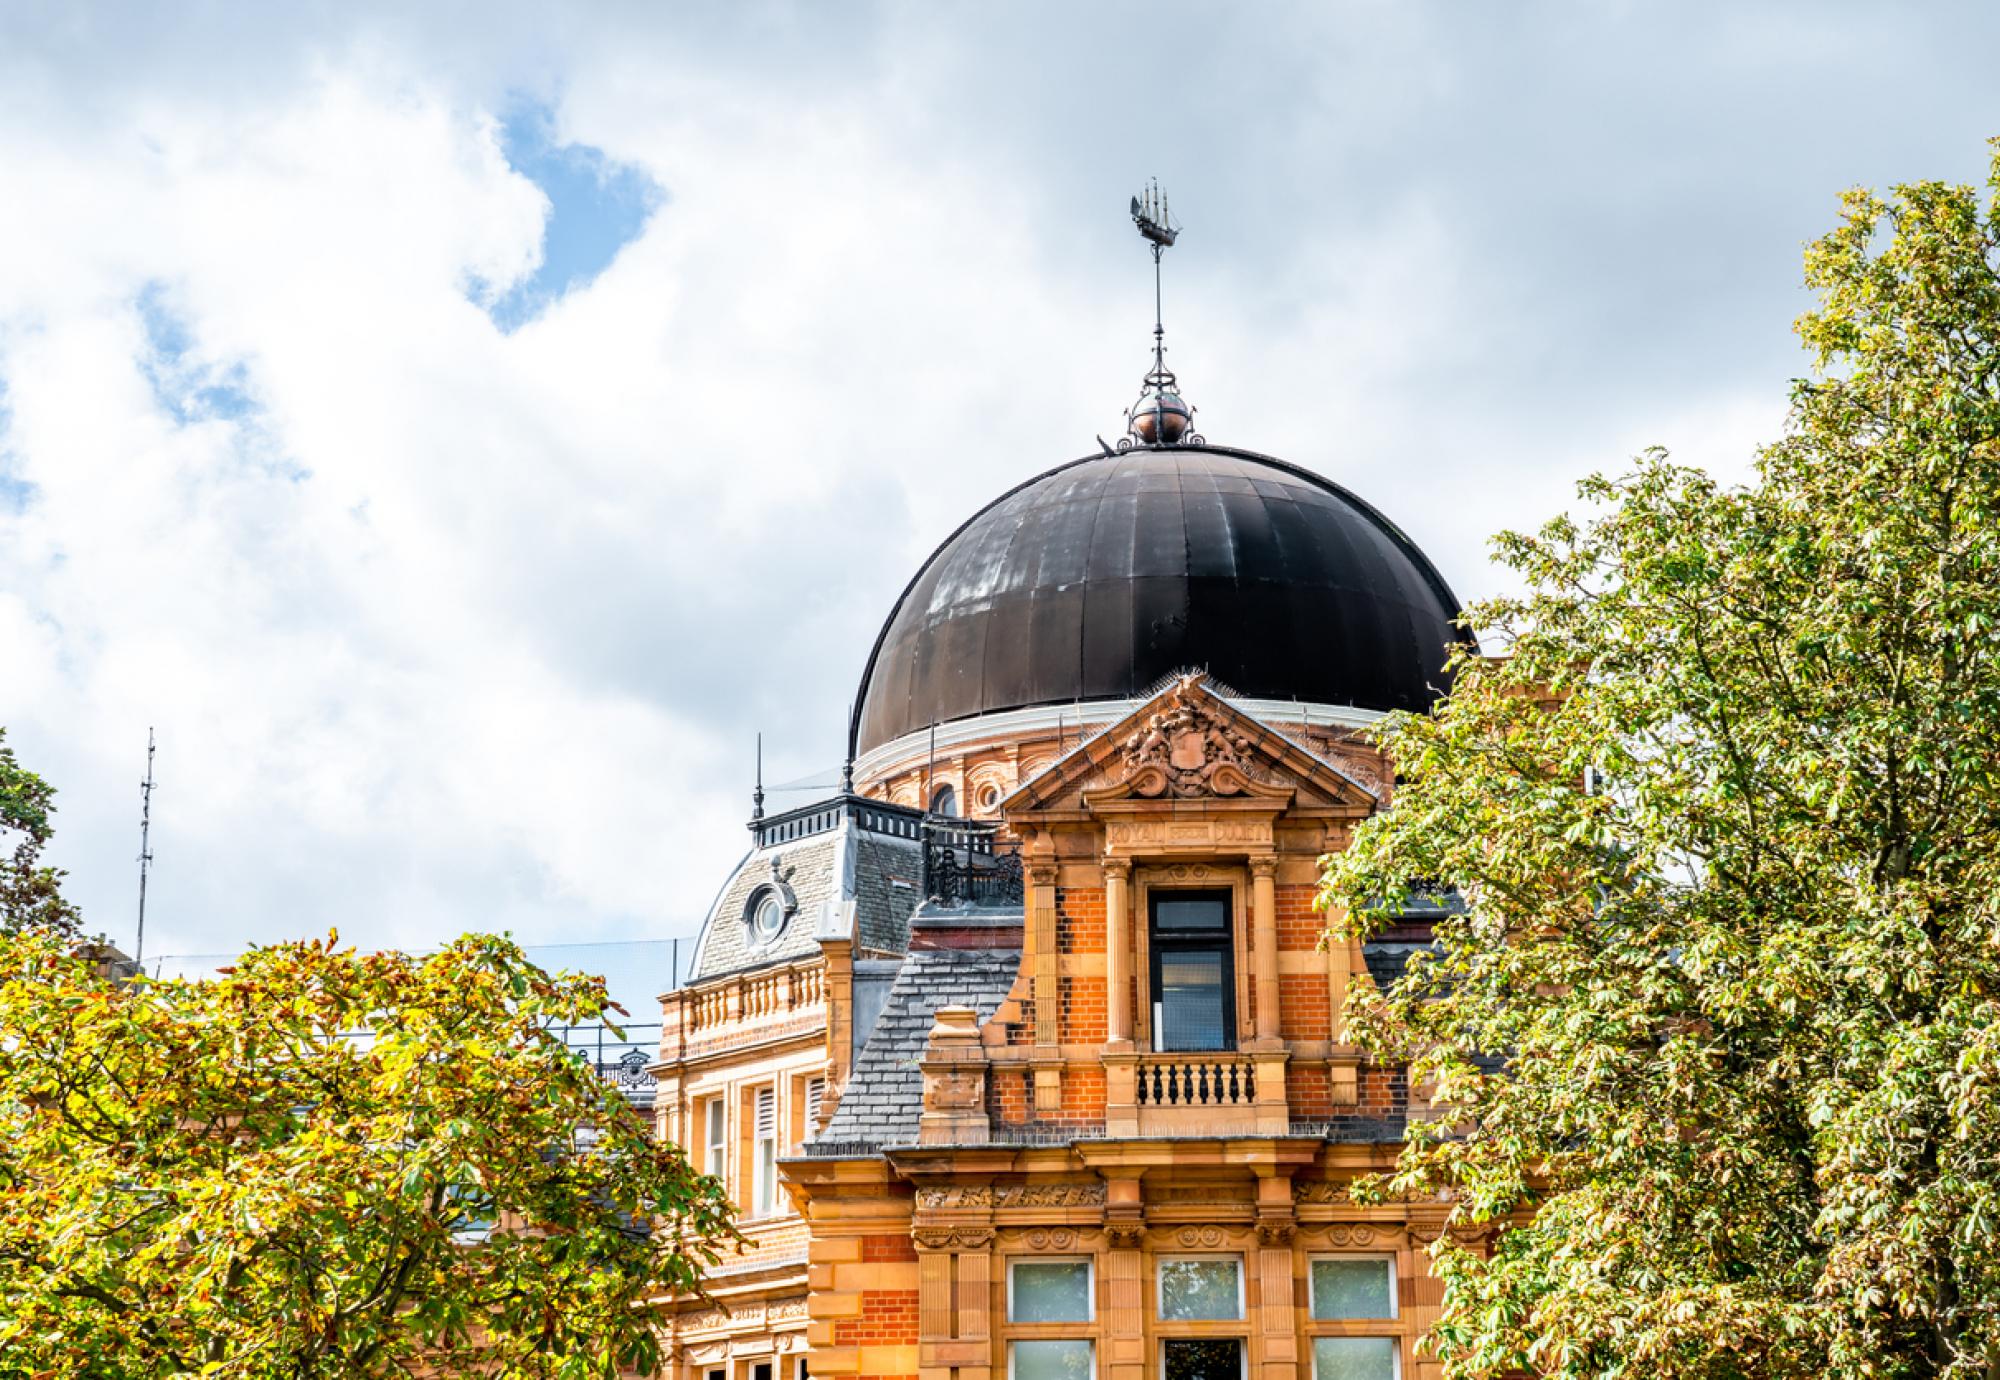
[0,2,1993,972]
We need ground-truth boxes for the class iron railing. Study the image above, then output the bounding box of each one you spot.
[552,1022,660,1108]
[920,820,1024,906]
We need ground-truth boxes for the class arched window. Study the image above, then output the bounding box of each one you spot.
[929,783,958,817]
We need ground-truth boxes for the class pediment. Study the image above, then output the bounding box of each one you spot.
[1000,675,1379,818]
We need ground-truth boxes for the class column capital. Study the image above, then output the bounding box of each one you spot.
[1102,856,1134,880]
[1027,861,1060,888]
[1248,853,1279,879]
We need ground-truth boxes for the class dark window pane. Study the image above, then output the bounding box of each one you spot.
[1164,1338,1241,1380]
[1159,950,1226,1051]
[1154,897,1226,929]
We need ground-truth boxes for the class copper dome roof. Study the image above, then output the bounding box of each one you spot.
[851,444,1472,757]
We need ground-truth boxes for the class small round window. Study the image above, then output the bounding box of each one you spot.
[750,889,787,946]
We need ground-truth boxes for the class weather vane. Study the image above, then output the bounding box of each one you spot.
[1113,178,1200,450]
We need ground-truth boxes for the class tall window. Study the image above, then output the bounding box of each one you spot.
[1149,891,1234,1051]
[1310,1256,1398,1380]
[703,1098,727,1180]
[929,783,957,817]
[1009,1258,1092,1380]
[753,1085,778,1217]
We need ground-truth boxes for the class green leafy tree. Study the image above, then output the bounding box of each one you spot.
[0,729,82,939]
[0,929,738,1378]
[1324,144,2000,1378]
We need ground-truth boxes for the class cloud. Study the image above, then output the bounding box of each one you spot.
[1,1,1997,975]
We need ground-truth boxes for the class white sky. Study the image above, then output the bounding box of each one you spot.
[4,2,1998,964]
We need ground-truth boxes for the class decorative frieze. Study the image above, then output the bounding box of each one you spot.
[914,1181,1107,1210]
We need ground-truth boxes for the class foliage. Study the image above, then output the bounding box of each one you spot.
[1323,144,2000,1377]
[0,728,82,939]
[0,930,738,1378]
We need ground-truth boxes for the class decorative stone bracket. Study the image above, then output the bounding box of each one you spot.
[918,1004,991,1146]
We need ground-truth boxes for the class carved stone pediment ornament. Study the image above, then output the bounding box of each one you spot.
[1120,699,1264,798]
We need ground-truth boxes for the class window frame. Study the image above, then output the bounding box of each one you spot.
[1309,1335,1401,1380]
[1154,1253,1245,1323]
[1008,1338,1095,1380]
[1006,1256,1096,1324]
[1147,888,1237,1053]
[752,1084,780,1218]
[703,1096,728,1180]
[1307,1253,1400,1322]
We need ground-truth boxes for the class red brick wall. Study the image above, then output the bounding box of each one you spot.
[1287,1065,1335,1120]
[992,1067,1030,1124]
[861,1234,918,1262]
[1279,973,1331,1042]
[1276,884,1326,951]
[1057,887,1106,953]
[1059,974,1108,1043]
[832,1288,919,1345]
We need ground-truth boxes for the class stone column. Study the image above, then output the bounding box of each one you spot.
[1250,854,1280,1044]
[1104,857,1133,1046]
[1101,1172,1148,1380]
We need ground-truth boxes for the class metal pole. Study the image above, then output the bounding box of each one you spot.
[135,728,156,966]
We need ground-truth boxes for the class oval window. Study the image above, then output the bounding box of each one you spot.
[751,890,786,945]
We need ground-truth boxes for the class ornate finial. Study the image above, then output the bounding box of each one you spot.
[752,731,765,821]
[1118,179,1201,450]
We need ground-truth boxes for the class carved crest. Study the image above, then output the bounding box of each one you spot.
[1121,699,1261,798]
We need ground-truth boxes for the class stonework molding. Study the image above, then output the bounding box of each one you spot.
[916,1226,997,1251]
[914,1181,1107,1210]
[1103,1218,1147,1249]
[768,1298,809,1322]
[1292,1181,1349,1205]
[1322,1224,1380,1247]
[1175,1225,1230,1249]
[1025,1227,1079,1251]
[1255,1219,1296,1247]
[996,1181,1106,1208]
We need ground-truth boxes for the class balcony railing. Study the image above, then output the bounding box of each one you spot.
[680,962,826,1038]
[921,819,1024,906]
[1135,1053,1257,1109]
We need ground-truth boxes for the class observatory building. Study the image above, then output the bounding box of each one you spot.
[647,188,1478,1380]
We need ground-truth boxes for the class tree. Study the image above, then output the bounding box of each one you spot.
[0,929,738,1378]
[1323,143,2000,1378]
[0,729,82,939]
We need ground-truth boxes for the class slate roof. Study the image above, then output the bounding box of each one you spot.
[813,945,1022,1151]
[690,822,923,980]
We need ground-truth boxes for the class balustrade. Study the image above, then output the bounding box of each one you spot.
[681,960,826,1036]
[1134,1053,1257,1108]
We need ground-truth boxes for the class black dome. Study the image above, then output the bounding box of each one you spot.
[852,445,1473,756]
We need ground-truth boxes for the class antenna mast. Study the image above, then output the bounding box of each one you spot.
[135,728,155,965]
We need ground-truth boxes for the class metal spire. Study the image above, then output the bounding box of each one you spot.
[752,732,765,821]
[135,728,155,965]
[1119,179,1199,449]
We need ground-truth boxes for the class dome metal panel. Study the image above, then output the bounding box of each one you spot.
[851,445,1474,756]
